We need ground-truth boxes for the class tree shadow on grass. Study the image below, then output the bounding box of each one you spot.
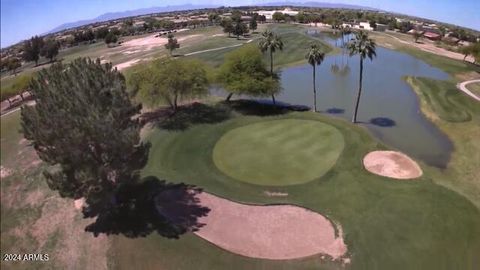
[224,99,309,116]
[142,102,232,131]
[369,117,397,127]
[84,177,210,238]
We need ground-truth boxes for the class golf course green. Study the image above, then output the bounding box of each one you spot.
[213,119,344,186]
[128,110,480,269]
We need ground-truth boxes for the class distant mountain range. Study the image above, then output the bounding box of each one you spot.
[259,1,379,10]
[46,4,216,34]
[46,2,378,34]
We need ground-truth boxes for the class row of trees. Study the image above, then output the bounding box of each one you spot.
[23,36,60,66]
[18,27,377,239]
[220,17,253,39]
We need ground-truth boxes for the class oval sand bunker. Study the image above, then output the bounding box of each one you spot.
[195,192,347,260]
[363,151,422,179]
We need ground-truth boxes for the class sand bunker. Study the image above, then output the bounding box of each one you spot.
[74,198,85,210]
[363,151,422,179]
[121,31,199,52]
[195,192,347,260]
[1,166,13,179]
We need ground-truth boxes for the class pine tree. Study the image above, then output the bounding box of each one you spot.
[21,58,150,216]
[23,36,44,66]
[164,33,180,56]
[249,19,257,33]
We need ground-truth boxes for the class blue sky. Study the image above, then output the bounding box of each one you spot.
[1,0,479,47]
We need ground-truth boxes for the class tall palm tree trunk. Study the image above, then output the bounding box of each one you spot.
[270,50,276,105]
[313,65,317,112]
[352,58,363,123]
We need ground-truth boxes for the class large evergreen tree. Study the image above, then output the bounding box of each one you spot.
[164,33,180,56]
[220,18,234,37]
[40,39,60,62]
[23,36,44,66]
[232,21,248,39]
[249,18,258,33]
[21,58,149,216]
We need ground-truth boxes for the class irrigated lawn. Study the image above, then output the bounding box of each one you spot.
[213,119,344,186]
[186,24,334,68]
[466,82,480,97]
[407,76,480,209]
[108,108,480,270]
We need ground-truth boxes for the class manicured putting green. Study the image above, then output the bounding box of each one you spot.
[212,119,345,186]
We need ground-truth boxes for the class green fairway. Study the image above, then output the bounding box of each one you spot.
[406,76,480,209]
[466,82,480,97]
[186,24,334,68]
[213,119,344,186]
[406,77,475,122]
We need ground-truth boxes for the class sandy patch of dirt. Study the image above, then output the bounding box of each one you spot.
[19,138,28,145]
[115,59,141,70]
[1,140,108,269]
[121,32,199,51]
[24,189,46,207]
[30,197,108,269]
[1,165,13,179]
[363,151,423,179]
[74,198,85,210]
[122,49,142,55]
[195,192,347,260]
[384,33,474,62]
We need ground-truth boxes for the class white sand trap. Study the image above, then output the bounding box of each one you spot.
[363,151,422,179]
[122,32,200,51]
[195,192,347,260]
[1,166,13,179]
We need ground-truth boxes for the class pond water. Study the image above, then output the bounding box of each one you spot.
[214,30,454,167]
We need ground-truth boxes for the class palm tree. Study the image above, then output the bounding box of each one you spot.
[305,44,325,112]
[258,30,284,105]
[347,31,376,123]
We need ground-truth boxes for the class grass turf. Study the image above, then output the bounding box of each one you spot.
[212,119,344,186]
[406,76,480,210]
[104,110,480,270]
[186,24,334,68]
[466,82,480,97]
[406,77,475,122]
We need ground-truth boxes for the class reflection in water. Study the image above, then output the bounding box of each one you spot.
[281,29,453,167]
[212,29,453,167]
[325,108,345,114]
[369,117,396,127]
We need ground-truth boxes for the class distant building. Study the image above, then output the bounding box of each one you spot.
[423,32,441,40]
[375,24,388,32]
[458,40,471,47]
[353,22,373,31]
[257,8,298,20]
